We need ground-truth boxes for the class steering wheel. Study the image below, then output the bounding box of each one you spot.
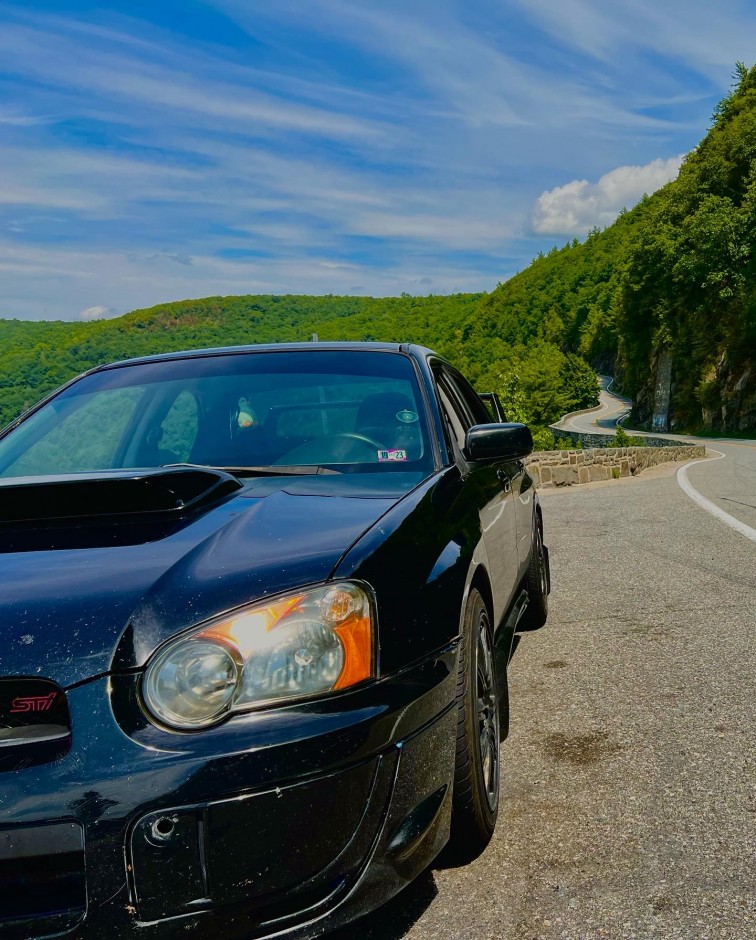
[331,432,385,450]
[274,432,386,465]
[322,432,386,461]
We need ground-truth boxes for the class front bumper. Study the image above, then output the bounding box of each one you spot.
[0,643,458,940]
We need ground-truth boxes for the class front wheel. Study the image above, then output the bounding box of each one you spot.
[446,588,501,863]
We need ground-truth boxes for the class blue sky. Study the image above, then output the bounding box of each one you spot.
[1,1,755,320]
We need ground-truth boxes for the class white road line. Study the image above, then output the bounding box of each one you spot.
[677,450,756,544]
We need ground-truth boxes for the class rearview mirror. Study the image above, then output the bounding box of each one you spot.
[465,423,533,462]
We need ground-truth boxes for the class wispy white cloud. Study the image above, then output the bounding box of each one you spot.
[532,156,684,235]
[0,17,386,144]
[348,212,516,247]
[0,1,746,319]
[511,0,756,77]
[0,241,499,320]
[0,108,54,126]
[215,0,675,134]
[0,185,103,210]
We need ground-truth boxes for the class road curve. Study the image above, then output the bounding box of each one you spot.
[556,375,756,542]
[558,375,632,435]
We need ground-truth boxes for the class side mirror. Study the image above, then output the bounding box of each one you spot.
[465,423,533,462]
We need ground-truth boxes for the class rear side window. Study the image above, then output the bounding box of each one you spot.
[0,387,144,477]
[159,390,199,463]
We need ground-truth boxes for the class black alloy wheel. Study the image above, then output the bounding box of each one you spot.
[447,588,501,863]
[520,514,548,631]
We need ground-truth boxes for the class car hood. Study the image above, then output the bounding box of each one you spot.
[0,472,415,687]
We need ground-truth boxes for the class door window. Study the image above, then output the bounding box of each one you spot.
[434,370,471,453]
[444,369,492,426]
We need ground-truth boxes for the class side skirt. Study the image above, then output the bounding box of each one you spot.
[493,589,529,729]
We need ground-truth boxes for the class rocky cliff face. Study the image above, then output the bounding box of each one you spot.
[664,342,755,434]
[625,346,754,434]
[699,357,755,432]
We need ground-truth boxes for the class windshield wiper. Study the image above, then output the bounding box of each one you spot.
[221,465,342,477]
[161,463,341,478]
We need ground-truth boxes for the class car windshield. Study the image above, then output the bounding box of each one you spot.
[0,349,434,479]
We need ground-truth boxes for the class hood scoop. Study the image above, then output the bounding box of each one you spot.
[0,467,243,526]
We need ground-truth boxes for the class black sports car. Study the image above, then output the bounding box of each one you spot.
[0,343,549,939]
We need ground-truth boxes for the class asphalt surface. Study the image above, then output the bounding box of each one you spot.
[330,390,756,940]
[558,376,633,438]
[557,375,756,538]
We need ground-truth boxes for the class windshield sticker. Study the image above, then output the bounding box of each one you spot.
[378,449,408,462]
[396,409,418,424]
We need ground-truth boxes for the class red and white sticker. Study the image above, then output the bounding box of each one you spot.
[377,449,407,462]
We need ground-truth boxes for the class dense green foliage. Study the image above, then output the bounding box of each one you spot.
[0,292,599,431]
[610,427,645,447]
[615,64,756,430]
[477,64,756,432]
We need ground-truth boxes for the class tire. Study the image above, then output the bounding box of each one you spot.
[520,513,549,631]
[446,588,501,864]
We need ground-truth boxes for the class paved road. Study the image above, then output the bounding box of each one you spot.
[557,376,756,540]
[559,376,632,436]
[330,391,756,940]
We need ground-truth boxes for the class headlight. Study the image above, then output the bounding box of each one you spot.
[142,582,375,730]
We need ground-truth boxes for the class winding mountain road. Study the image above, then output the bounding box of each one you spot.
[331,379,756,940]
[556,375,756,542]
[558,375,632,435]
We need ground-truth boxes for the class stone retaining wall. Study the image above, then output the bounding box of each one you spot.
[525,445,706,486]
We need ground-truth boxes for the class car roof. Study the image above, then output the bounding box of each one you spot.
[96,341,438,372]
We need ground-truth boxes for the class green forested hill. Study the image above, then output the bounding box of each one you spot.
[0,292,598,431]
[614,65,756,430]
[477,64,756,433]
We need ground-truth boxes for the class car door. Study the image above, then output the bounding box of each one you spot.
[469,381,534,577]
[513,459,536,574]
[432,364,520,626]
